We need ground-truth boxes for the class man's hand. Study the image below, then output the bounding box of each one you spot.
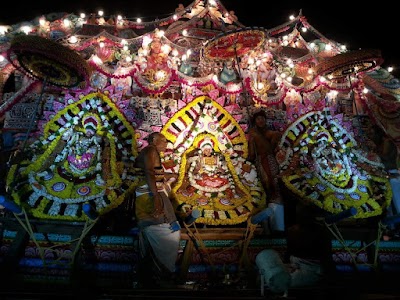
[152,195,163,218]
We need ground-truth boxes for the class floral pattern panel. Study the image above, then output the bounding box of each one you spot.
[6,92,139,221]
[276,110,392,219]
[161,96,266,225]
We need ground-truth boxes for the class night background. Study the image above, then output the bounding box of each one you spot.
[0,0,398,76]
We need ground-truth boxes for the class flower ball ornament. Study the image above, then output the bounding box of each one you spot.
[7,35,90,88]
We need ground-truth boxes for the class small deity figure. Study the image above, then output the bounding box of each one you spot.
[175,136,248,205]
[146,38,168,70]
[175,3,185,13]
[179,60,194,76]
[87,13,98,25]
[140,30,171,83]
[228,10,238,22]
[187,137,232,193]
[255,53,278,92]
[57,115,104,184]
[310,138,348,185]
[219,60,239,84]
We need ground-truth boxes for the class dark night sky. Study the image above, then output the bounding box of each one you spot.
[1,0,398,76]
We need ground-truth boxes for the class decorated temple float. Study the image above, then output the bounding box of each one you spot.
[0,0,399,288]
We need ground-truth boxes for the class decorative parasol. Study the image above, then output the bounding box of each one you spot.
[315,49,383,79]
[4,35,91,150]
[202,28,265,112]
[315,49,384,117]
[203,27,265,60]
[7,35,90,88]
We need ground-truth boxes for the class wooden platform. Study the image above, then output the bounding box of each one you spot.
[1,209,400,300]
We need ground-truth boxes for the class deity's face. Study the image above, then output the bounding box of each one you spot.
[151,40,162,54]
[202,147,213,157]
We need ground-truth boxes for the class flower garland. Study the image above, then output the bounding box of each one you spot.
[162,96,248,164]
[277,110,392,219]
[161,97,266,225]
[7,92,139,221]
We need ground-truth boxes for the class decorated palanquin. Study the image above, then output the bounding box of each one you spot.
[161,96,266,225]
[2,2,400,290]
[276,110,392,219]
[5,92,139,220]
[0,0,399,227]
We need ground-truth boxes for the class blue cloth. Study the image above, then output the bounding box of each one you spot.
[2,131,14,149]
[389,169,400,215]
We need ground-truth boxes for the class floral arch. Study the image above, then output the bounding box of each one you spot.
[6,92,139,221]
[161,96,266,225]
[276,110,392,219]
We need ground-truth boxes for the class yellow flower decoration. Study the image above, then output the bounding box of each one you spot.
[162,97,266,225]
[6,92,139,221]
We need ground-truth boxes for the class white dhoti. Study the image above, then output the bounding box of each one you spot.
[140,223,181,272]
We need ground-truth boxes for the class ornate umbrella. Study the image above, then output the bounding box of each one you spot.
[1,35,91,117]
[203,27,265,60]
[4,35,91,142]
[315,49,383,80]
[7,35,90,88]
[202,28,265,110]
[315,49,383,117]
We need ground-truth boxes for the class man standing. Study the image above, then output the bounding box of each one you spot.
[134,132,180,288]
[370,125,400,216]
[248,110,282,203]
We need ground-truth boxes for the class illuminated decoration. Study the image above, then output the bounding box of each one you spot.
[0,0,398,225]
[276,110,392,219]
